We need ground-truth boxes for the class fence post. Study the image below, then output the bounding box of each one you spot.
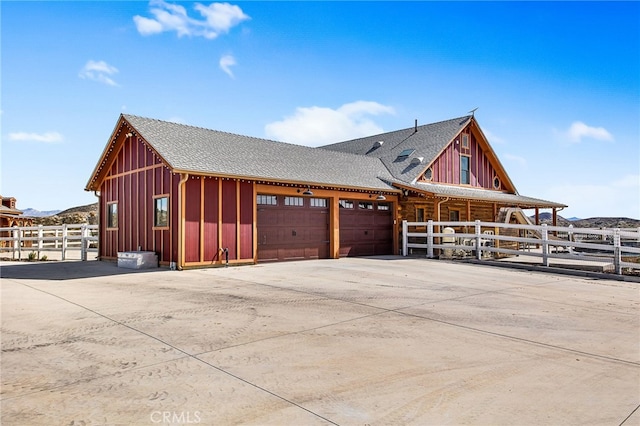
[81,224,88,261]
[567,224,574,255]
[541,224,549,267]
[427,220,434,258]
[61,224,68,261]
[613,228,621,275]
[402,220,408,257]
[475,220,482,260]
[12,227,20,260]
[37,225,43,258]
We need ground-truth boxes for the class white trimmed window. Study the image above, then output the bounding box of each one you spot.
[257,195,277,205]
[310,198,327,208]
[284,196,304,206]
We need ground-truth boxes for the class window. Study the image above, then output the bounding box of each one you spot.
[493,176,501,189]
[154,196,169,227]
[396,148,415,161]
[257,195,277,205]
[460,156,470,184]
[461,133,470,149]
[377,203,390,211]
[339,200,354,209]
[107,202,118,229]
[423,167,432,181]
[358,201,373,210]
[449,210,460,221]
[416,207,425,222]
[284,196,304,206]
[310,198,327,208]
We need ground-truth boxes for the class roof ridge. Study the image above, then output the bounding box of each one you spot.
[320,115,472,148]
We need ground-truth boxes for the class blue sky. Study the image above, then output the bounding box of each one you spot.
[2,1,639,219]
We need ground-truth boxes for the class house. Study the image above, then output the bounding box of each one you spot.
[0,196,34,248]
[0,196,34,228]
[85,114,565,268]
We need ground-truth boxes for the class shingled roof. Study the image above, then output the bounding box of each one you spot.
[116,114,396,192]
[86,114,566,209]
[321,116,472,183]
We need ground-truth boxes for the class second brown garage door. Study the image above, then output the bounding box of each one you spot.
[257,195,330,262]
[339,200,393,257]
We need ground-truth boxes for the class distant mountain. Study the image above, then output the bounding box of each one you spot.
[531,213,640,228]
[22,208,62,217]
[566,217,581,221]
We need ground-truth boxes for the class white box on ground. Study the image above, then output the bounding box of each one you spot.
[117,251,158,269]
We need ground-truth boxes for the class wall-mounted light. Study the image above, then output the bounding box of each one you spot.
[126,132,133,137]
[297,186,313,196]
[376,193,386,201]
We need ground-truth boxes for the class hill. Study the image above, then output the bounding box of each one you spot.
[534,212,640,229]
[33,203,98,226]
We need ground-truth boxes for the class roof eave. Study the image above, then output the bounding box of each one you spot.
[171,168,401,194]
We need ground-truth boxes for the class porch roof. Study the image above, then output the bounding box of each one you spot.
[389,179,567,209]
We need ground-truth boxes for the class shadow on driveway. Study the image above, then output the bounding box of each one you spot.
[0,260,164,280]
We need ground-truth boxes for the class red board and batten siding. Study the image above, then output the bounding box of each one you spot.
[181,177,255,267]
[99,135,179,264]
[431,130,500,189]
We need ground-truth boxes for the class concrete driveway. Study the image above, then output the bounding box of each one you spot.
[1,257,638,425]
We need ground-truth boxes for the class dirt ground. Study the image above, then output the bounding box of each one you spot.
[1,257,639,425]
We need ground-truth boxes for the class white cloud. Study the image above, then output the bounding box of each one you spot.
[79,60,119,86]
[502,153,527,168]
[134,0,249,39]
[544,174,640,219]
[265,101,395,147]
[482,128,506,145]
[561,121,614,143]
[219,54,237,78]
[8,132,63,143]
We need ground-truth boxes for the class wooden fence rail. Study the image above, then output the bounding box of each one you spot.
[0,224,99,261]
[402,220,640,275]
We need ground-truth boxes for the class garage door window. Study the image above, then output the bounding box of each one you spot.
[284,196,304,206]
[257,195,277,205]
[310,198,327,208]
[339,200,354,209]
[358,201,373,210]
[377,203,390,211]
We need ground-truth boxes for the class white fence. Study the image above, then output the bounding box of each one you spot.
[402,220,640,275]
[0,224,99,261]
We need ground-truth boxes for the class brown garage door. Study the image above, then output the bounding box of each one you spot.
[257,195,330,262]
[339,200,393,257]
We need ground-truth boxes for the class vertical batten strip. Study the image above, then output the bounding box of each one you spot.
[200,178,205,263]
[252,182,258,263]
[236,180,241,259]
[217,178,223,265]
